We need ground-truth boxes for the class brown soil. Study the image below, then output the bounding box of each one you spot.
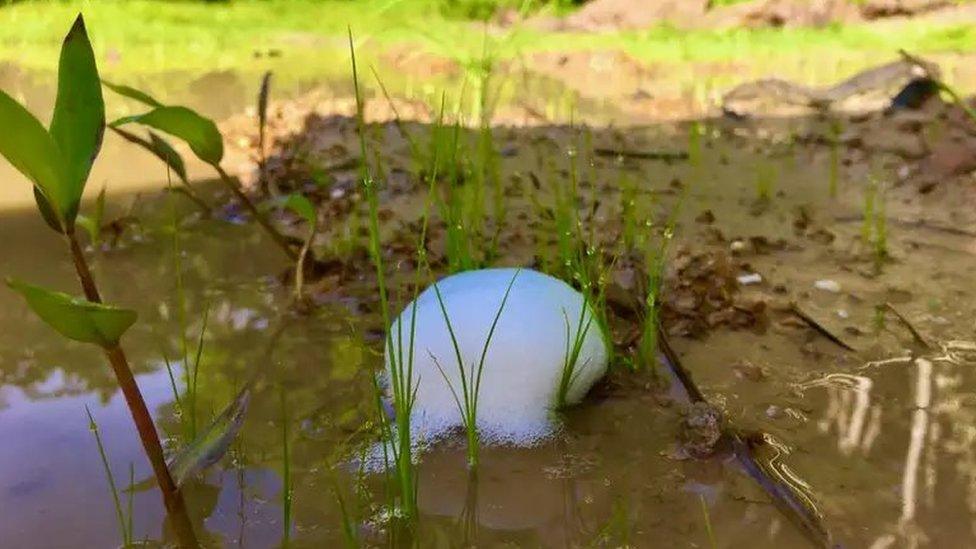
[528,0,967,31]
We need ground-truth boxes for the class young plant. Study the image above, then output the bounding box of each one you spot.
[637,222,676,370]
[687,121,703,168]
[862,175,888,268]
[103,80,299,261]
[429,269,520,469]
[76,186,106,247]
[279,193,319,303]
[556,296,595,410]
[0,16,197,546]
[755,160,776,204]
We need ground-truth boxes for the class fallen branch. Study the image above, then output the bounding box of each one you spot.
[656,325,837,548]
[883,303,932,350]
[594,147,689,162]
[789,302,857,352]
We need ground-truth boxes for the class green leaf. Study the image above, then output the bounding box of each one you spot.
[102,79,163,108]
[283,193,316,225]
[0,90,69,227]
[112,106,223,165]
[77,186,106,244]
[7,279,137,347]
[169,384,252,486]
[110,126,187,183]
[34,187,64,234]
[49,13,105,226]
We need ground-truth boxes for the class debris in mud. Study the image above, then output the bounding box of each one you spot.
[674,401,725,459]
[660,248,770,337]
[732,359,768,382]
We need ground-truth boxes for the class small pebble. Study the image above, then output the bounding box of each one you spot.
[814,279,841,293]
[737,273,762,286]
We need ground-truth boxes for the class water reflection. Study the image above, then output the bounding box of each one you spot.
[797,338,976,548]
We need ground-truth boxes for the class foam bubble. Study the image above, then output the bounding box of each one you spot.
[384,268,609,448]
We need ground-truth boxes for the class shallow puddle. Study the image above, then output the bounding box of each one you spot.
[2,87,976,549]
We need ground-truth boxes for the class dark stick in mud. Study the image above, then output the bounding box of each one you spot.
[67,231,199,547]
[656,325,838,548]
[213,164,299,262]
[883,303,932,350]
[593,147,689,162]
[789,302,857,352]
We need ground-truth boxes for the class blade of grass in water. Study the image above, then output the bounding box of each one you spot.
[280,386,292,547]
[169,382,252,487]
[699,494,716,549]
[85,405,131,546]
[349,26,419,526]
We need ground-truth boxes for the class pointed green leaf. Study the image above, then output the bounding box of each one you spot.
[112,106,223,165]
[283,193,316,225]
[110,126,188,183]
[77,186,106,244]
[0,90,70,227]
[49,14,105,224]
[7,279,137,347]
[169,385,252,486]
[102,80,163,108]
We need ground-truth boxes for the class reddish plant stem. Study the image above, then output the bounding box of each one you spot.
[67,231,199,548]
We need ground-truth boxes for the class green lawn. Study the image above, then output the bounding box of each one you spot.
[1,0,973,108]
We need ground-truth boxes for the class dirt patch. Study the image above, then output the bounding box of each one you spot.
[731,0,862,27]
[531,0,966,31]
[859,0,951,19]
[532,0,708,31]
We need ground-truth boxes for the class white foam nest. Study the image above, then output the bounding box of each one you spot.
[383,268,609,447]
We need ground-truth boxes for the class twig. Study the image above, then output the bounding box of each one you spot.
[656,325,836,548]
[883,303,932,349]
[594,148,689,162]
[833,214,976,238]
[213,165,298,261]
[789,302,857,352]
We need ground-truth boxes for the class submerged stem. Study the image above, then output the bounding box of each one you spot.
[213,164,298,262]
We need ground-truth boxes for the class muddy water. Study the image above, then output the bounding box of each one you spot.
[3,102,976,549]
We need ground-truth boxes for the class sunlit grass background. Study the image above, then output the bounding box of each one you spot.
[1,0,974,88]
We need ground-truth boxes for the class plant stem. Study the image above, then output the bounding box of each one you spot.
[67,231,198,548]
[213,164,298,262]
